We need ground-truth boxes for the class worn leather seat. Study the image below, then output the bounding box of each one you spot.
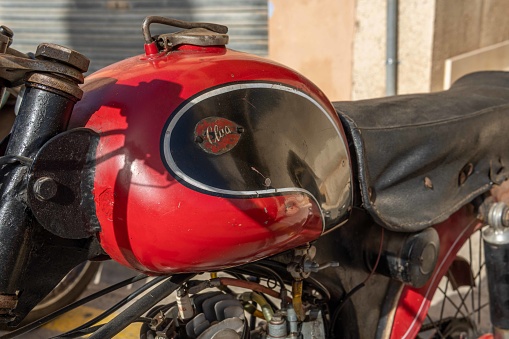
[334,71,509,231]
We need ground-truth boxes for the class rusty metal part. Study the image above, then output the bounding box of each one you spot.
[213,278,292,303]
[0,33,8,50]
[158,28,228,50]
[0,294,17,312]
[0,26,13,39]
[0,54,84,87]
[26,73,83,100]
[0,26,12,52]
[6,47,28,59]
[0,27,10,105]
[142,16,228,44]
[35,43,89,73]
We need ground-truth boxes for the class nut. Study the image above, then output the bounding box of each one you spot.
[0,26,13,38]
[33,177,58,201]
[35,43,90,73]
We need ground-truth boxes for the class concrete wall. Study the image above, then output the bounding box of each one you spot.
[269,0,509,100]
[268,0,355,101]
[430,0,509,91]
[351,0,436,99]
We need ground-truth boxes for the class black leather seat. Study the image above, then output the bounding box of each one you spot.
[334,71,509,232]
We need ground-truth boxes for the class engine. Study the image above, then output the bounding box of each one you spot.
[141,276,327,339]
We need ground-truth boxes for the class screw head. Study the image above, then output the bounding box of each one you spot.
[33,177,58,201]
[35,43,90,73]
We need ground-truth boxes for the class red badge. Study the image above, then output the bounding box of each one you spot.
[194,117,243,155]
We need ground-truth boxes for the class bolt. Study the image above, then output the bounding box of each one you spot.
[0,26,13,39]
[194,135,204,143]
[270,315,284,324]
[33,177,58,201]
[35,43,90,73]
[0,26,11,49]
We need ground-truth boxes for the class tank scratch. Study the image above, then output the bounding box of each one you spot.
[242,97,257,109]
[251,167,272,187]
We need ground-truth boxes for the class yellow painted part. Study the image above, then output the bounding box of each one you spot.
[292,280,304,321]
[252,309,265,319]
[42,305,141,338]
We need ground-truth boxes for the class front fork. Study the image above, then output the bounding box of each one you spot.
[0,29,88,321]
[483,202,509,338]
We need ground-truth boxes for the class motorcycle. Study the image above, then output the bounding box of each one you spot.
[0,15,507,339]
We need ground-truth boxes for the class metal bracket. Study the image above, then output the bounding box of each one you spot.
[142,16,228,45]
[0,54,84,88]
[157,28,229,50]
[27,128,101,239]
[286,245,339,280]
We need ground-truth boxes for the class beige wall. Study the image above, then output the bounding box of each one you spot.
[268,0,355,101]
[351,0,436,99]
[430,0,509,91]
[269,0,509,100]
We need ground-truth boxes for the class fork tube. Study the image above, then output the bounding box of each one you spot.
[0,75,82,319]
[483,239,509,338]
[483,202,509,338]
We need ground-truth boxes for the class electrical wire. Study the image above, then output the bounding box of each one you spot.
[215,278,291,303]
[0,274,148,339]
[0,155,32,166]
[248,264,286,292]
[53,276,168,338]
[88,274,193,339]
[329,228,385,337]
[258,259,332,301]
[229,264,289,307]
[52,318,150,338]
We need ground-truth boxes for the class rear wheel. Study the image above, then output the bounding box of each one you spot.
[421,229,490,338]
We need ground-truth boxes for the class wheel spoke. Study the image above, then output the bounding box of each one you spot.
[439,278,449,321]
[453,286,471,319]
[465,302,489,318]
[438,287,468,318]
[421,228,488,337]
[425,313,446,339]
[478,230,483,325]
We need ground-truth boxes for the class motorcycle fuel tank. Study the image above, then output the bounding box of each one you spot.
[70,36,352,274]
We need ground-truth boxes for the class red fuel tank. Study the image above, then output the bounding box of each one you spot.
[70,39,352,274]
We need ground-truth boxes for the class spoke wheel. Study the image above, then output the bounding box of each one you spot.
[421,229,491,339]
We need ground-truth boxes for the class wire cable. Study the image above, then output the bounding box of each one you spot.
[329,228,385,337]
[0,274,148,339]
[53,318,150,338]
[89,274,193,339]
[53,276,168,338]
[0,155,32,166]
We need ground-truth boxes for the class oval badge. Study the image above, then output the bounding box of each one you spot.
[194,117,243,155]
